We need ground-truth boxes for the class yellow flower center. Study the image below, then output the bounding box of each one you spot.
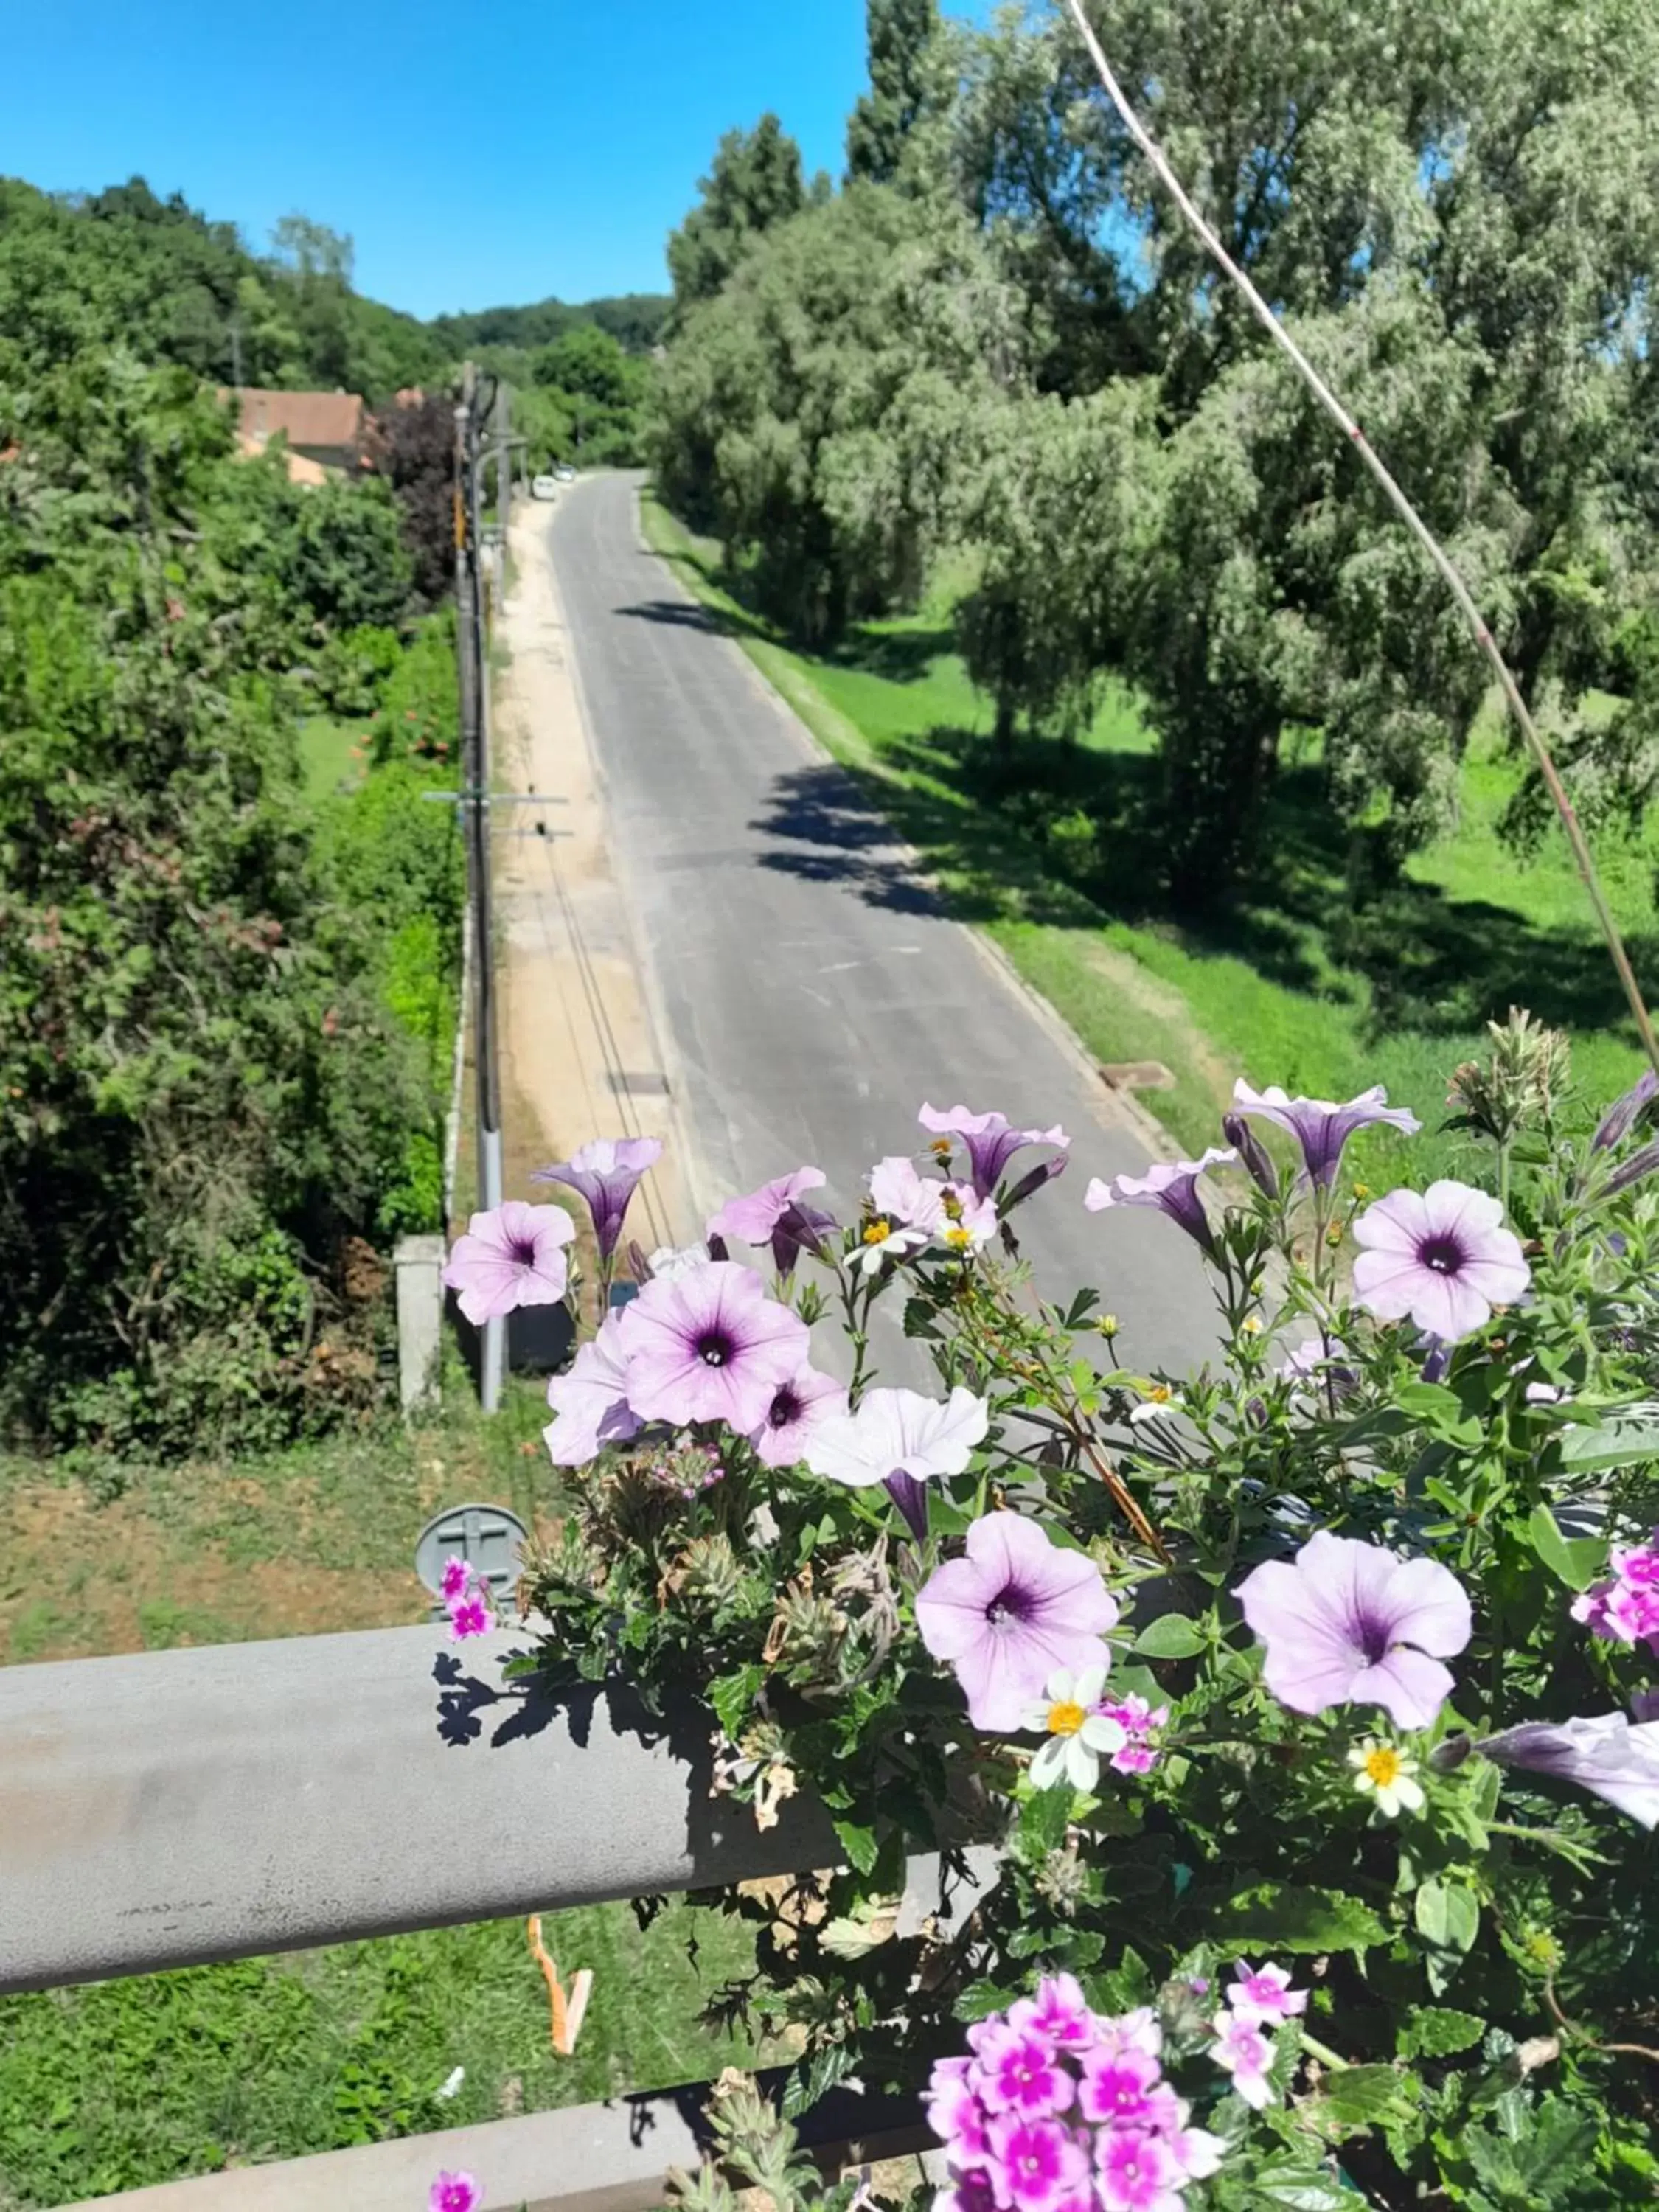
[862,1220,891,1246]
[1047,1700,1086,1737]
[1147,1385,1172,1405]
[945,1226,973,1251]
[1363,1746,1404,1788]
[930,1139,954,1161]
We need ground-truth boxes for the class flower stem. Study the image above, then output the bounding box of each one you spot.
[1298,2031,1351,2073]
[1057,0,1659,1079]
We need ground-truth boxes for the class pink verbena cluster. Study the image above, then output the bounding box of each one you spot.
[1207,1960,1305,2110]
[927,1975,1225,2212]
[1573,1532,1659,1652]
[441,1556,494,1644]
[1097,1693,1168,1776]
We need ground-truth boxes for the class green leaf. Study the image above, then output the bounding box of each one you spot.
[1524,1503,1601,1592]
[709,1663,764,1741]
[1301,2062,1410,2136]
[1559,1402,1659,1472]
[1415,1879,1480,1953]
[1399,2005,1486,2059]
[1133,1613,1207,1658]
[1213,1882,1388,1955]
[832,1818,879,1875]
[1394,1381,1467,1425]
[1245,2162,1357,2210]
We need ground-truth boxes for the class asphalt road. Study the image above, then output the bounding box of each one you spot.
[543,474,1208,1377]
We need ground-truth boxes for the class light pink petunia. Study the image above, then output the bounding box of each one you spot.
[543,1312,642,1467]
[1477,1711,1659,1827]
[917,1512,1118,1732]
[1352,1180,1530,1341]
[1225,1960,1307,2027]
[806,1384,989,1540]
[442,1200,574,1325]
[617,1261,809,1433]
[748,1364,848,1469]
[1235,1531,1472,1730]
[1231,1079,1420,1188]
[1095,2127,1183,2212]
[1209,2011,1276,2109]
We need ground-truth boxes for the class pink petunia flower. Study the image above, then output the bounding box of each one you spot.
[1095,2127,1183,2212]
[1234,1530,1472,1730]
[1096,1693,1169,1776]
[616,1261,809,1433]
[916,1513,1119,1732]
[927,2056,992,2163]
[1208,2010,1276,2109]
[442,1201,574,1325]
[532,1136,661,1259]
[919,1104,1069,1200]
[1352,1180,1530,1341]
[707,1167,836,1277]
[1091,2008,1162,2061]
[986,2114,1091,2212]
[1077,2047,1161,2128]
[1008,1973,1096,2053]
[1226,1959,1307,2027]
[1084,1150,1236,1258]
[748,1364,848,1470]
[429,2174,484,2212]
[543,1312,642,1467]
[446,1590,492,1642]
[439,1557,471,1603]
[1476,1711,1659,1827]
[975,2024,1077,2118]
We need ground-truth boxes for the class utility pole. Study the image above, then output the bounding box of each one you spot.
[229,320,243,389]
[453,363,506,1411]
[495,380,512,556]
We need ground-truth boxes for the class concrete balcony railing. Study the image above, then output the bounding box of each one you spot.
[1,1626,945,2212]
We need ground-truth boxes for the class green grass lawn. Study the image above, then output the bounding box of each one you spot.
[0,1375,772,2208]
[640,491,1658,1183]
[297,712,372,804]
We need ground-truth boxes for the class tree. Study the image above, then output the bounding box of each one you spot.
[666,115,807,313]
[375,394,458,608]
[846,0,942,185]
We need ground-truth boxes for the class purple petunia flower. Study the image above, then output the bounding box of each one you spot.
[1234,1531,1472,1730]
[1230,1079,1421,1188]
[1476,1711,1659,1827]
[429,2174,484,2212]
[919,1103,1070,1201]
[442,1201,574,1326]
[1601,1135,1659,1201]
[1594,1068,1659,1152]
[706,1167,836,1278]
[1221,1112,1280,1200]
[616,1261,809,1433]
[1084,1150,1236,1257]
[748,1364,848,1470]
[1352,1181,1530,1341]
[804,1385,988,1540]
[916,1512,1119,1731]
[532,1136,662,1259]
[543,1312,642,1467]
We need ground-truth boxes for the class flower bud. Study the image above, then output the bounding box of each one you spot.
[1222,1113,1279,1200]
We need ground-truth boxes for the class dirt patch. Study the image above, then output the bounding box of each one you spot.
[1074,935,1237,1107]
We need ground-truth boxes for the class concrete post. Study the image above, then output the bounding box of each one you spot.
[394,1234,446,1412]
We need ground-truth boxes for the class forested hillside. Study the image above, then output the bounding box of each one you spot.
[651,0,1659,902]
[0,181,468,1458]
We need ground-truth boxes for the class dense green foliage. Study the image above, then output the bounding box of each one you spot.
[0,208,464,1454]
[520,323,653,470]
[652,0,1659,905]
[666,115,820,318]
[429,289,670,364]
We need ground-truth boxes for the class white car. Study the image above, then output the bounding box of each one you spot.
[530,474,560,501]
[554,462,577,482]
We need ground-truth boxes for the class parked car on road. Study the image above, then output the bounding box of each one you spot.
[531,474,560,501]
[554,462,577,482]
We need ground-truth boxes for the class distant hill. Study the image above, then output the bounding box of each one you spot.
[429,293,670,358]
[0,173,668,406]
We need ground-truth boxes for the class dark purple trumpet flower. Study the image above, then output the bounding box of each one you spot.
[1222,1112,1280,1200]
[532,1137,663,1260]
[1231,1080,1420,1189]
[885,1471,931,1543]
[918,1103,1069,1202]
[1084,1148,1235,1258]
[1475,1709,1659,1828]
[706,1167,837,1278]
[1593,1069,1659,1152]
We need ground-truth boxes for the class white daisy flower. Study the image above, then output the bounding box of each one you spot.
[1023,1666,1127,1790]
[1128,1385,1183,1427]
[1348,1738,1425,1818]
[848,1215,930,1276]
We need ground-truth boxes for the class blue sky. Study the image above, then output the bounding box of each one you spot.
[4,0,957,319]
